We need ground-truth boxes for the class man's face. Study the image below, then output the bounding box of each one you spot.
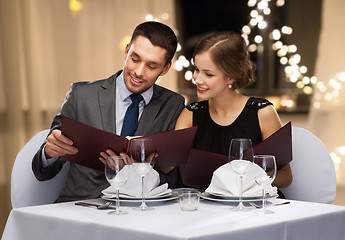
[123,36,172,93]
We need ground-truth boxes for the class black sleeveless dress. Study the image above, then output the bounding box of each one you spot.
[187,97,273,156]
[185,97,286,198]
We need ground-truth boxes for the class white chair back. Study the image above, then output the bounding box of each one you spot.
[11,129,70,208]
[280,127,336,204]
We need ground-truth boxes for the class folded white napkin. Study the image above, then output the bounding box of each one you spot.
[205,162,277,197]
[102,165,171,198]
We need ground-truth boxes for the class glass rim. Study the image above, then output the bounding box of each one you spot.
[230,138,252,141]
[253,155,276,158]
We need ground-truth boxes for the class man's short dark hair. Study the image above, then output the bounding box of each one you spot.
[130,21,178,65]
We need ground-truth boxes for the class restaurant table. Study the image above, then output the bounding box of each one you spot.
[2,197,345,240]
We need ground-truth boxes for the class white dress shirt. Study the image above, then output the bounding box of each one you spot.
[115,72,153,135]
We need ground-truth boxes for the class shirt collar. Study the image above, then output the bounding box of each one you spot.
[117,72,153,105]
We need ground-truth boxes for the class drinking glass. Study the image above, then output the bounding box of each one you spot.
[129,138,156,211]
[105,155,130,215]
[253,155,277,214]
[228,138,254,211]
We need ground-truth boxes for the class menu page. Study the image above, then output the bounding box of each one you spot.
[179,122,292,189]
[61,115,198,171]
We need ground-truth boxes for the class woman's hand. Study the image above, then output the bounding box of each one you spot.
[99,149,131,169]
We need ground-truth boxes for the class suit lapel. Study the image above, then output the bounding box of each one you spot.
[136,85,161,136]
[98,73,119,133]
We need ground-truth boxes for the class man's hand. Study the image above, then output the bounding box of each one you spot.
[99,149,131,167]
[99,149,170,173]
[44,129,78,158]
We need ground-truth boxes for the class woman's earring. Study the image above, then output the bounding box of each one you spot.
[228,84,232,89]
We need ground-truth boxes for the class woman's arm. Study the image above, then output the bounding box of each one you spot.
[175,108,193,130]
[258,105,293,188]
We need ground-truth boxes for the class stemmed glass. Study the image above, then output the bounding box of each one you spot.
[228,138,254,211]
[129,138,156,211]
[253,155,277,214]
[105,155,130,215]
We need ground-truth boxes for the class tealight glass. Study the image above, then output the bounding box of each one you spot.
[179,191,200,211]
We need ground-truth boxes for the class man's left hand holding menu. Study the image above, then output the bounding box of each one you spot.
[31,22,185,203]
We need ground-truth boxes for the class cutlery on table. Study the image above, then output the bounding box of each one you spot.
[75,201,114,210]
[249,201,290,209]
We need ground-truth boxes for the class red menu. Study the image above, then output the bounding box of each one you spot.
[61,116,197,171]
[61,115,292,190]
[179,122,292,189]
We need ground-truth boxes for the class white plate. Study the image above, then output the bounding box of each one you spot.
[200,192,278,202]
[102,192,179,203]
[119,191,172,200]
[103,190,172,200]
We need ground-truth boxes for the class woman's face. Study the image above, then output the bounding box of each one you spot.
[193,51,232,100]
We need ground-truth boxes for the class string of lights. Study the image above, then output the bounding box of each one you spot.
[241,0,316,96]
[173,0,319,99]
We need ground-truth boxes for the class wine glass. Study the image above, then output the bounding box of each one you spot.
[129,138,156,211]
[253,155,277,214]
[228,138,254,211]
[105,155,130,215]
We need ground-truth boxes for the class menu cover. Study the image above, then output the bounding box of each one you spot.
[179,122,292,189]
[61,115,197,171]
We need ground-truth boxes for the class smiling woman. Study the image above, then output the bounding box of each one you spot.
[175,31,292,193]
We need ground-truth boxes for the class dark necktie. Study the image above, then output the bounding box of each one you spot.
[120,93,143,137]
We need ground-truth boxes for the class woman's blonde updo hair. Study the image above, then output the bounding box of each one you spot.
[193,31,254,89]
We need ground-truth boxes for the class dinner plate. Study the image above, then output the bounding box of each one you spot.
[102,189,172,200]
[102,192,179,203]
[119,191,172,200]
[200,192,278,202]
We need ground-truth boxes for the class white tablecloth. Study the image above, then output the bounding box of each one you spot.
[2,198,345,240]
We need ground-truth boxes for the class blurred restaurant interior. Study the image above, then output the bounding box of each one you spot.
[1,0,345,235]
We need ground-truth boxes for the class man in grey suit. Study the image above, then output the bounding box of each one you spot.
[32,21,185,202]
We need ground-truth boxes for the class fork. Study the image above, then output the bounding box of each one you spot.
[75,201,114,210]
[249,201,290,208]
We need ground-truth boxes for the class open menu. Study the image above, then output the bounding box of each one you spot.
[61,115,292,190]
[61,115,198,171]
[179,122,292,189]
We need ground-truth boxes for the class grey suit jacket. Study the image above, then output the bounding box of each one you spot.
[32,70,185,202]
